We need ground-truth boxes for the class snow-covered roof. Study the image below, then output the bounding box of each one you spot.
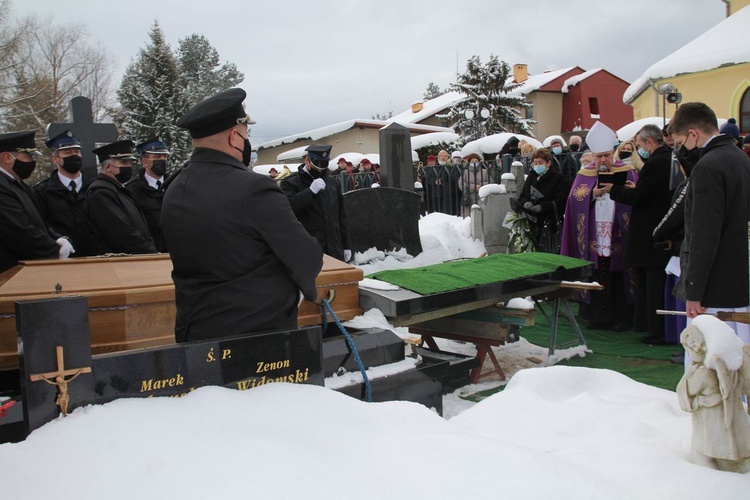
[410,131,460,150]
[387,91,466,125]
[624,6,750,103]
[542,135,567,147]
[276,145,308,162]
[616,117,669,141]
[506,67,578,96]
[257,119,452,150]
[561,68,603,93]
[461,133,543,156]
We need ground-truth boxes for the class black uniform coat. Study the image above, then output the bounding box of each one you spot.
[85,173,156,255]
[609,144,672,269]
[160,148,323,343]
[0,172,60,273]
[280,165,350,262]
[32,171,93,257]
[677,134,750,307]
[517,169,569,227]
[125,171,166,252]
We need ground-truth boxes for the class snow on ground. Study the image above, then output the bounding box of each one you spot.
[5,212,748,498]
[2,368,749,500]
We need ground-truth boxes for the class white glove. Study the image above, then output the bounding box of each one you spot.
[56,238,75,259]
[310,178,326,194]
[343,249,352,262]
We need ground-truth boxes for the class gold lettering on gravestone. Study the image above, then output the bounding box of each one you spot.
[206,347,215,362]
[140,373,185,392]
[29,346,92,417]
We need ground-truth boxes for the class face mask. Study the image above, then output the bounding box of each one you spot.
[234,132,252,167]
[637,147,650,160]
[469,162,478,170]
[150,159,168,177]
[675,146,700,176]
[115,166,133,184]
[533,165,546,176]
[618,151,632,160]
[552,146,563,155]
[58,154,82,174]
[569,144,580,152]
[452,158,461,165]
[11,156,36,180]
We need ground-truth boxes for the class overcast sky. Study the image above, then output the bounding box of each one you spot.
[14,0,725,145]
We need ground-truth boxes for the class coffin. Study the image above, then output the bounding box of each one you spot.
[0,254,362,371]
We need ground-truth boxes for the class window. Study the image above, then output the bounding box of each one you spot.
[588,97,600,115]
[525,105,534,120]
[741,87,750,134]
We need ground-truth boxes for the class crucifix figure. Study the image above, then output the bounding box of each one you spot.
[29,346,92,416]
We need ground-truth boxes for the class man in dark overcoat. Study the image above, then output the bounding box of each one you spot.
[604,124,673,342]
[33,129,93,257]
[126,137,170,252]
[85,140,156,255]
[161,88,323,342]
[669,102,750,349]
[280,144,351,262]
[0,130,72,272]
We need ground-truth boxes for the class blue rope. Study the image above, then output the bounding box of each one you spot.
[321,298,372,402]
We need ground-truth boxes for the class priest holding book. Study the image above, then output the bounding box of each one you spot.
[561,121,638,331]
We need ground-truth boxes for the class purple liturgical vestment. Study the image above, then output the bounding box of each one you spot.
[560,162,638,302]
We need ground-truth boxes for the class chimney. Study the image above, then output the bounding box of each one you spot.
[513,64,528,84]
[411,101,424,113]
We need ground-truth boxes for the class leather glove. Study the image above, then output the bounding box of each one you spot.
[528,204,543,214]
[310,178,326,194]
[56,237,75,259]
[343,249,352,262]
[523,201,533,210]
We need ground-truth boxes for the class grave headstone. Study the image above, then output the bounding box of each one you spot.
[343,187,422,257]
[47,96,119,180]
[16,296,96,435]
[14,296,324,438]
[379,123,414,192]
[470,192,512,255]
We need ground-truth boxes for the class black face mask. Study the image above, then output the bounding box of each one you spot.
[569,144,580,152]
[114,166,133,184]
[12,157,36,180]
[309,166,327,179]
[61,155,82,174]
[150,160,167,177]
[234,133,252,167]
[618,151,632,160]
[675,146,700,177]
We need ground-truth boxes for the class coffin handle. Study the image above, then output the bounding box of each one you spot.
[314,288,335,306]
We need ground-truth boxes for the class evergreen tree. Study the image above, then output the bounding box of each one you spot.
[176,34,244,110]
[446,55,533,144]
[422,82,445,101]
[116,22,187,167]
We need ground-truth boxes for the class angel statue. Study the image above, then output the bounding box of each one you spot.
[677,315,750,473]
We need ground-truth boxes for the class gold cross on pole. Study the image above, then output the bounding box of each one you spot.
[29,346,92,416]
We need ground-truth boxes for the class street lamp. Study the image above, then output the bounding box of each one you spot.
[464,107,490,139]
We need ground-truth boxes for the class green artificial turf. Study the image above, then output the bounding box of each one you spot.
[367,253,589,295]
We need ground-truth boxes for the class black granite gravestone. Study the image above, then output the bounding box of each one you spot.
[46,96,119,180]
[343,187,423,257]
[16,296,96,435]
[379,123,414,192]
[93,326,323,403]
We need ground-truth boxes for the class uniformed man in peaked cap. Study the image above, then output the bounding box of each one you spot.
[126,136,170,252]
[85,140,156,255]
[33,129,93,257]
[162,87,323,342]
[0,130,75,272]
[280,144,350,262]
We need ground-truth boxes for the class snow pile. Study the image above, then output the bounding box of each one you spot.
[692,314,745,371]
[462,133,542,156]
[3,368,749,499]
[478,183,506,198]
[506,297,534,310]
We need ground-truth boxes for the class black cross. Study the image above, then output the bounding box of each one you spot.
[47,96,119,180]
